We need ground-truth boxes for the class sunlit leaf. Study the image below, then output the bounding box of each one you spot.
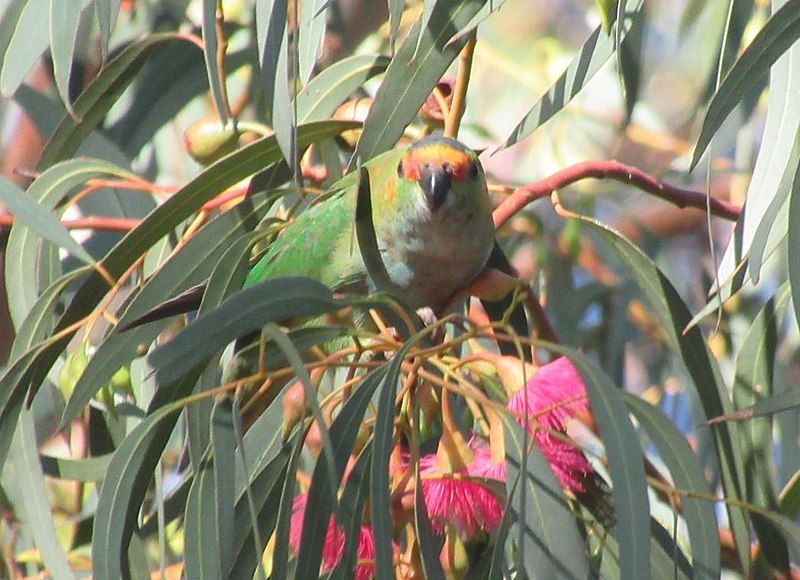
[352,0,487,164]
[691,0,800,170]
[623,394,720,578]
[498,0,643,150]
[299,0,328,84]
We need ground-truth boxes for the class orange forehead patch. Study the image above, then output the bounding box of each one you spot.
[402,144,472,182]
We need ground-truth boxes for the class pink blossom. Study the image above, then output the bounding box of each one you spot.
[506,356,594,493]
[289,493,376,579]
[419,441,505,539]
[467,437,506,482]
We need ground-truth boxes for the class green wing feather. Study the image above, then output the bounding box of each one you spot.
[244,148,405,294]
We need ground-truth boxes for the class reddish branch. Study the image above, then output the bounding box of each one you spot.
[0,160,742,235]
[0,214,139,232]
[492,160,742,229]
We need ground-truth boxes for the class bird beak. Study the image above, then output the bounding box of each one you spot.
[418,164,452,210]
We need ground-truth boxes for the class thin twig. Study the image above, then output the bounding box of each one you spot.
[0,214,140,232]
[444,30,476,139]
[492,160,741,229]
[215,2,233,121]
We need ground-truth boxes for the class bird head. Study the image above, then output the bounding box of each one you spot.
[398,136,485,211]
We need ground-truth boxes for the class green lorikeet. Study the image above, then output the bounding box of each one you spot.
[124,135,495,329]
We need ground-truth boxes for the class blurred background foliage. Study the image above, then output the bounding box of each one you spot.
[0,0,799,577]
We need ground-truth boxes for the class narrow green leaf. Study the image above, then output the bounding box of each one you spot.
[148,278,338,384]
[691,0,800,170]
[227,443,292,578]
[5,158,138,327]
[184,399,236,578]
[299,0,328,84]
[412,461,445,580]
[108,47,247,157]
[0,0,49,97]
[0,174,93,265]
[330,442,375,580]
[37,32,191,170]
[370,343,413,579]
[576,213,751,571]
[733,284,790,571]
[212,399,236,573]
[713,387,800,422]
[62,191,278,430]
[387,0,404,51]
[3,121,356,428]
[256,0,292,164]
[296,54,390,123]
[40,453,112,481]
[9,267,88,363]
[711,4,800,290]
[543,346,649,578]
[498,0,643,151]
[269,421,305,580]
[15,84,131,166]
[0,0,29,73]
[49,0,81,115]
[502,415,590,577]
[787,134,800,350]
[622,394,720,579]
[202,0,227,124]
[9,410,75,579]
[352,0,487,164]
[91,402,183,580]
[295,366,389,578]
[94,0,121,57]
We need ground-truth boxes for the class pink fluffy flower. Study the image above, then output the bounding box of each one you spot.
[506,356,594,493]
[289,493,376,579]
[419,440,505,539]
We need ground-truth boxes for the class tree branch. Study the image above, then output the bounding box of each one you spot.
[0,215,140,232]
[492,160,742,229]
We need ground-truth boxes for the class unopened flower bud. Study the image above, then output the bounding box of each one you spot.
[184,117,241,165]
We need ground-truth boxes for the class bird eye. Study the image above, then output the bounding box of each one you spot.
[468,161,479,179]
[397,160,404,177]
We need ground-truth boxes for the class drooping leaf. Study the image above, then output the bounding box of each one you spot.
[0,0,50,97]
[5,158,138,327]
[147,277,338,384]
[295,365,389,578]
[37,33,191,170]
[576,214,751,572]
[201,0,228,124]
[623,394,720,579]
[61,190,278,430]
[352,0,487,165]
[0,174,93,266]
[371,340,415,579]
[501,415,590,577]
[296,54,390,123]
[498,0,643,150]
[91,402,183,579]
[8,409,75,579]
[544,346,650,577]
[256,0,293,165]
[183,398,236,578]
[690,0,800,170]
[299,0,328,84]
[732,284,791,571]
[49,0,83,115]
